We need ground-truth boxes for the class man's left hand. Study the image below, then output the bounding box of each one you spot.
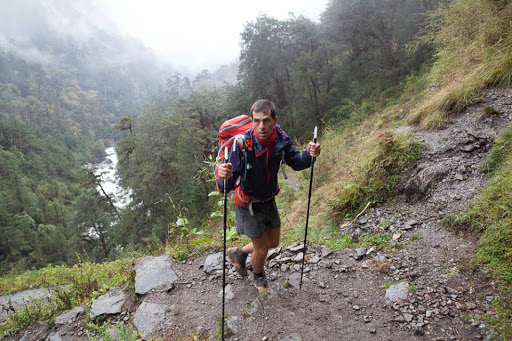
[308,142,321,157]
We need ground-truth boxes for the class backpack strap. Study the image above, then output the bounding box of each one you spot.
[281,151,288,179]
[233,135,248,182]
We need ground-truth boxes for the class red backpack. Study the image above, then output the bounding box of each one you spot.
[215,115,252,190]
[217,114,252,161]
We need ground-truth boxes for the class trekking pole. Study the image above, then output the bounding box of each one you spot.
[300,126,317,290]
[221,146,228,341]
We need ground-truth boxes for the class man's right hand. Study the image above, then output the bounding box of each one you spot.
[217,163,233,180]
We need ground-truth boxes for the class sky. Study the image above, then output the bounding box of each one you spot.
[92,0,329,71]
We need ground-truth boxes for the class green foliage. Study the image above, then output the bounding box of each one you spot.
[323,234,353,250]
[332,131,422,218]
[162,198,209,259]
[482,105,501,119]
[0,257,134,336]
[86,321,139,341]
[322,0,439,101]
[481,125,512,174]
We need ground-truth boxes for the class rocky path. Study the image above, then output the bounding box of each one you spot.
[4,88,512,341]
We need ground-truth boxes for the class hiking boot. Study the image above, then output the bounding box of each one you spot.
[253,273,269,291]
[227,247,248,277]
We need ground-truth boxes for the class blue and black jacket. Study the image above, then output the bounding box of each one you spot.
[217,125,314,201]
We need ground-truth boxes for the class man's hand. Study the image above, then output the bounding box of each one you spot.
[308,142,321,157]
[217,162,233,180]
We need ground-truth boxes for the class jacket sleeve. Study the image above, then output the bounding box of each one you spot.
[283,139,314,171]
[216,141,243,193]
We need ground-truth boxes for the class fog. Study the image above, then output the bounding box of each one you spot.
[0,0,156,67]
[0,0,327,75]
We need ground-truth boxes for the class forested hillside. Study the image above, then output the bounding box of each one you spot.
[0,0,170,271]
[1,0,511,337]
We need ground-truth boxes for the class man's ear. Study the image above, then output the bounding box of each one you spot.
[274,115,278,123]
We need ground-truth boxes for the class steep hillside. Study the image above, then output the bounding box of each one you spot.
[2,87,510,341]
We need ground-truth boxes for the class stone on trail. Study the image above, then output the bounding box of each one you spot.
[288,243,305,253]
[288,272,306,288]
[90,287,127,319]
[354,247,367,260]
[135,255,179,294]
[55,305,85,325]
[267,247,281,260]
[279,333,302,341]
[46,332,62,341]
[401,163,450,203]
[225,315,240,338]
[385,282,410,304]
[320,247,332,258]
[218,284,235,300]
[308,254,321,264]
[203,252,224,274]
[293,252,304,262]
[133,301,173,339]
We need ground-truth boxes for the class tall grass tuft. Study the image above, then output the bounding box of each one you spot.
[408,0,512,128]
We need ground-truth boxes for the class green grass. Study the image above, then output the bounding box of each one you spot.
[86,321,139,341]
[0,257,135,337]
[331,131,422,219]
[481,125,512,175]
[447,126,512,338]
[481,105,501,119]
[408,0,512,129]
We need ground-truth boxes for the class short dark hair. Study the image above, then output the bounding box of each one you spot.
[250,99,276,119]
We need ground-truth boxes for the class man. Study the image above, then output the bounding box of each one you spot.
[217,99,321,291]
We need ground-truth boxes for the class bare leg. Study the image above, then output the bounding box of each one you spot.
[243,227,281,274]
[241,242,253,254]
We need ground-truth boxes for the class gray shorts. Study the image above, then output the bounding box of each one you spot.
[235,199,281,238]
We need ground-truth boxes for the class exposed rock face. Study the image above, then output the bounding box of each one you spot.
[90,287,127,319]
[134,255,179,294]
[400,163,450,203]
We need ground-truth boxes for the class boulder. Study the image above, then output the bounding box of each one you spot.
[135,255,179,294]
[90,287,127,319]
[400,163,450,203]
[133,301,173,339]
[55,305,85,325]
[203,253,223,274]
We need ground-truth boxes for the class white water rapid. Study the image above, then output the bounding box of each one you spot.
[93,147,132,209]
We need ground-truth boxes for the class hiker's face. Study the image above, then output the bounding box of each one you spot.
[252,110,277,140]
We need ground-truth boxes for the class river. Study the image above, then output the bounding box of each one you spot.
[93,146,132,209]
